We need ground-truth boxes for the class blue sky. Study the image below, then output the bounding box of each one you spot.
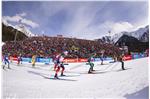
[2,1,148,40]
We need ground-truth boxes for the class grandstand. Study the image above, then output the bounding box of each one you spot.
[2,36,121,58]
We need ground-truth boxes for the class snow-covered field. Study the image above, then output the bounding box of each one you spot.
[2,57,149,99]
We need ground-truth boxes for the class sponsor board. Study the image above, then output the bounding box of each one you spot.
[123,55,132,61]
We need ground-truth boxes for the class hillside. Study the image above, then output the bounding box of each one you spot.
[99,25,149,53]
[115,34,148,52]
[2,23,28,42]
[112,25,149,42]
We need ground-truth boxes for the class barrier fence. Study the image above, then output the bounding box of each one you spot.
[6,53,148,64]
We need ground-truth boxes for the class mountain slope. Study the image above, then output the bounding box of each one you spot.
[2,23,28,42]
[115,34,148,52]
[98,25,149,52]
[112,25,149,42]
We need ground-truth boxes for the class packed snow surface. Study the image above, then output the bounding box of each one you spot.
[2,58,149,99]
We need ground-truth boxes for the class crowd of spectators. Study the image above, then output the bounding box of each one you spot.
[2,36,121,58]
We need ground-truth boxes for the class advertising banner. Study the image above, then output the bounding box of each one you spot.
[132,53,145,59]
[103,57,113,61]
[94,57,113,61]
[10,57,18,61]
[78,58,88,62]
[7,53,147,64]
[22,58,31,62]
[37,58,50,63]
[63,58,78,63]
[123,55,132,61]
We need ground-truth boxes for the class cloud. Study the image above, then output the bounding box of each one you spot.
[2,18,12,26]
[2,12,39,28]
[3,15,22,23]
[63,20,135,40]
[18,12,27,17]
[60,2,147,40]
[131,15,148,31]
[59,4,134,39]
[61,2,108,39]
[2,2,148,40]
[21,18,39,28]
[2,12,39,36]
[14,24,35,36]
[40,2,68,17]
[111,22,134,34]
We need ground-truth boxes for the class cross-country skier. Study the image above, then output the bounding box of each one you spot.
[31,55,36,67]
[53,53,60,71]
[118,55,125,70]
[3,54,10,69]
[88,53,96,73]
[113,54,117,62]
[54,51,68,79]
[17,54,22,65]
[100,50,105,65]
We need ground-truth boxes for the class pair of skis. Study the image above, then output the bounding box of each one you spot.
[44,75,77,81]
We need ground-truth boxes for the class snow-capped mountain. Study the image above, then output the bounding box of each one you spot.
[2,21,36,37]
[139,29,149,42]
[100,36,112,43]
[2,23,28,41]
[97,25,149,52]
[112,25,149,43]
[16,24,36,37]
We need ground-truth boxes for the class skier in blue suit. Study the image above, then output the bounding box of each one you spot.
[3,54,10,69]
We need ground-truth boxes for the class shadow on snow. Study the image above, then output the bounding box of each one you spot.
[124,86,149,99]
